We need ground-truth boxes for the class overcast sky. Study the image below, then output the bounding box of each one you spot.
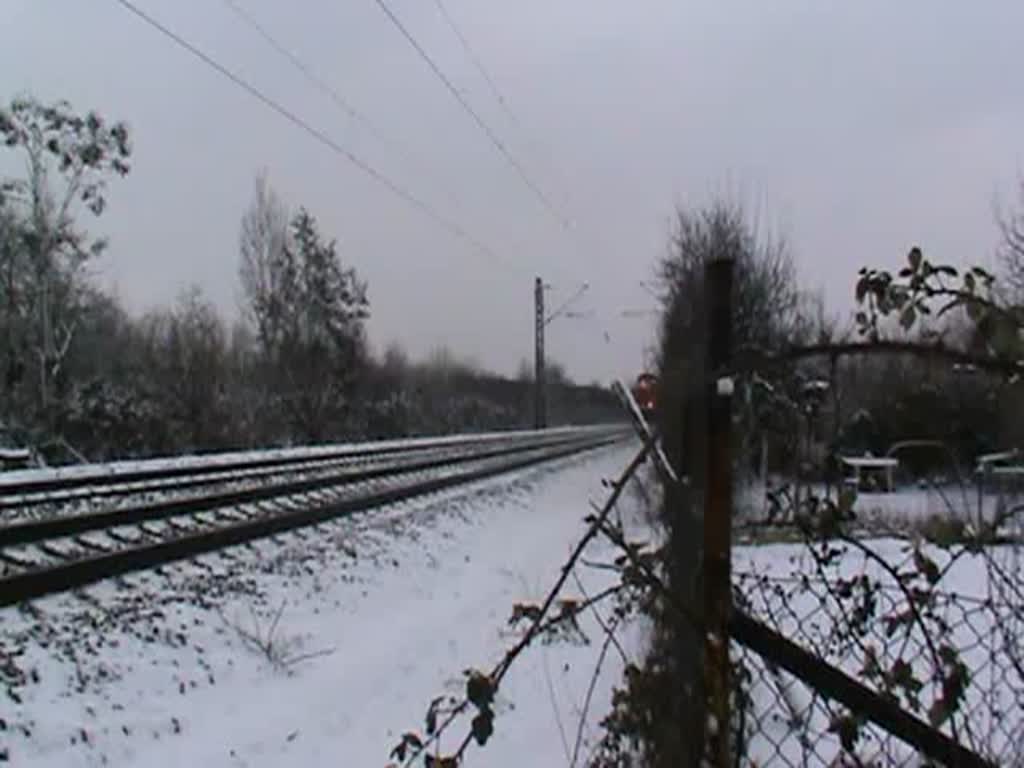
[2,1,1022,384]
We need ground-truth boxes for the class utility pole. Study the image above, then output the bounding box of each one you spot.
[534,276,546,429]
[534,278,589,430]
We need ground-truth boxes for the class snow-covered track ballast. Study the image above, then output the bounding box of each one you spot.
[0,425,628,606]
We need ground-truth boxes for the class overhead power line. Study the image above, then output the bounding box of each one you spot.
[112,0,513,271]
[370,0,571,231]
[430,0,522,135]
[428,0,617,292]
[430,0,572,211]
[221,0,469,215]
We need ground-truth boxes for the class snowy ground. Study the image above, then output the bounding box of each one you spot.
[0,441,646,767]
[740,477,1024,537]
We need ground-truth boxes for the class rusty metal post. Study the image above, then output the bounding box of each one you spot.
[704,256,734,764]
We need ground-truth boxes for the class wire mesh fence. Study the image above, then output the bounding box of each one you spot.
[720,427,1024,766]
[718,336,1024,761]
[730,537,1024,766]
[721,433,1024,766]
[659,255,1024,765]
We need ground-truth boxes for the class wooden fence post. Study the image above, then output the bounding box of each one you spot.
[704,256,734,764]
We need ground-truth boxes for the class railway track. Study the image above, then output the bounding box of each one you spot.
[0,427,606,516]
[0,425,628,607]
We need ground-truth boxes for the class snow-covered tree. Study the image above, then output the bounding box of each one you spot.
[0,96,130,428]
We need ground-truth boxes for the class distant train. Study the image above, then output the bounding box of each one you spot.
[630,373,658,421]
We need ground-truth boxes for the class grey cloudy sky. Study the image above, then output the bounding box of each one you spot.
[2,1,1022,384]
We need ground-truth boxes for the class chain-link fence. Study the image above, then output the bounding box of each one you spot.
[730,536,1024,766]
[720,370,1024,767]
[721,406,1024,766]
[665,256,1024,766]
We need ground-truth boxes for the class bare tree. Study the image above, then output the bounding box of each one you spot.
[238,170,290,347]
[224,319,268,448]
[135,286,230,451]
[166,286,229,450]
[997,178,1024,303]
[546,359,571,387]
[379,340,410,388]
[515,358,533,382]
[424,346,466,380]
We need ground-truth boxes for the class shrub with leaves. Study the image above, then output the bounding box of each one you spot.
[856,247,1022,362]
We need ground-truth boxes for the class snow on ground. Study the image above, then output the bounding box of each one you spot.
[0,441,647,768]
[739,476,1024,536]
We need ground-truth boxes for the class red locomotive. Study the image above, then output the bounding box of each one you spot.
[630,373,658,420]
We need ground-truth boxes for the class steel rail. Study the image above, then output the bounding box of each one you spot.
[0,449,412,512]
[0,429,614,548]
[0,432,624,606]
[0,429,609,514]
[0,425,614,500]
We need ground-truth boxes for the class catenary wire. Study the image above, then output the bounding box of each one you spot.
[370,0,571,232]
[429,0,574,215]
[426,0,626,293]
[221,0,470,216]
[431,0,523,137]
[112,0,519,273]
